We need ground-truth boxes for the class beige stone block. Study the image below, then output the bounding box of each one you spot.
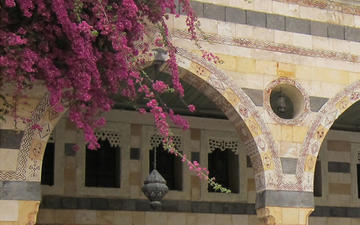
[23,203,39,225]
[255,60,277,75]
[145,212,167,225]
[248,215,261,225]
[293,33,312,49]
[132,211,145,225]
[253,27,274,42]
[329,183,351,195]
[327,151,350,163]
[0,222,17,225]
[351,218,360,225]
[328,173,351,184]
[0,200,18,221]
[279,142,299,158]
[312,36,331,51]
[129,172,141,185]
[186,213,198,225]
[328,217,351,225]
[198,213,215,225]
[236,57,256,73]
[274,30,293,45]
[190,128,201,141]
[308,216,327,225]
[0,148,19,171]
[235,24,254,40]
[277,62,296,78]
[114,211,132,225]
[167,213,186,225]
[55,209,75,224]
[248,191,256,203]
[232,215,248,225]
[253,0,271,12]
[75,210,96,224]
[299,6,326,21]
[218,22,235,37]
[282,208,299,224]
[292,126,308,143]
[131,135,141,148]
[247,178,255,191]
[327,140,351,152]
[97,211,114,225]
[349,72,360,84]
[281,125,293,142]
[36,209,56,224]
[198,18,218,34]
[268,124,281,141]
[216,54,237,72]
[215,214,232,225]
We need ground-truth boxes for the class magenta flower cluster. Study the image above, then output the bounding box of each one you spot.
[0,0,198,149]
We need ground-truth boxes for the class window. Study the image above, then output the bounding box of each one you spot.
[41,142,55,185]
[208,148,239,193]
[149,144,183,191]
[85,138,120,188]
[314,161,322,197]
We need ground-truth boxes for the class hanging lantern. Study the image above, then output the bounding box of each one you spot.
[142,169,168,209]
[277,92,287,113]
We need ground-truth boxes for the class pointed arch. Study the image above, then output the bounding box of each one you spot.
[298,80,360,190]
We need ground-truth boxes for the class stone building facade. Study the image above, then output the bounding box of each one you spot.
[2,0,360,224]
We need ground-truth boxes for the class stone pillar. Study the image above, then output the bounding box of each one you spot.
[257,207,313,225]
[0,182,41,225]
[255,190,314,225]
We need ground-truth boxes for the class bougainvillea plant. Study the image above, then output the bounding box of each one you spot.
[0,0,229,192]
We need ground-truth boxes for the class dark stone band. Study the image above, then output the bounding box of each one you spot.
[0,129,24,149]
[0,181,41,201]
[183,1,360,43]
[328,162,350,173]
[39,195,360,218]
[256,190,314,209]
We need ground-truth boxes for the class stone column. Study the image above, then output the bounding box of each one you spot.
[255,190,314,225]
[0,167,41,225]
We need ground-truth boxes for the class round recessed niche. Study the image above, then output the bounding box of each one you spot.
[269,84,305,120]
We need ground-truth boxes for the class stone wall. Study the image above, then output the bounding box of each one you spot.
[35,111,360,224]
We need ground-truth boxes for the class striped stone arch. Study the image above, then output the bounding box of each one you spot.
[298,80,360,191]
[10,47,282,193]
[146,47,282,192]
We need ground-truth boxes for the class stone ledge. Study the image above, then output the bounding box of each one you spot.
[39,195,360,218]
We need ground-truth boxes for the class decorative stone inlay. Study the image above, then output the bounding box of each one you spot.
[274,0,360,16]
[209,138,239,154]
[95,130,122,148]
[0,94,50,181]
[173,30,360,63]
[150,134,181,150]
[299,80,360,191]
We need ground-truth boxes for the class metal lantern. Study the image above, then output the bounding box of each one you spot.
[277,92,287,113]
[142,145,168,209]
[142,169,168,209]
